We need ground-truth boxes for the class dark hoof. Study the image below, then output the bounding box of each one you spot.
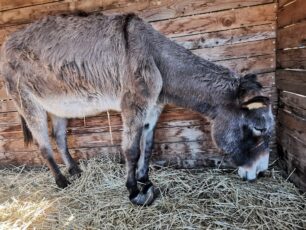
[55,174,70,188]
[257,171,265,178]
[68,165,82,177]
[129,182,155,206]
[248,178,256,183]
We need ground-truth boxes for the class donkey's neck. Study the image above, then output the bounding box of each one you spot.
[155,43,240,118]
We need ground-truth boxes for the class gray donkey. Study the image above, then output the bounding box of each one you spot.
[0,12,274,205]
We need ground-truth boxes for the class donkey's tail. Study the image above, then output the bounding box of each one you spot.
[20,115,33,146]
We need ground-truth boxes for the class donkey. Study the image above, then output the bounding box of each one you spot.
[0,12,274,205]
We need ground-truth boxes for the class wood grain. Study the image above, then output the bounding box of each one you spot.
[277,20,306,49]
[175,23,276,50]
[0,0,59,12]
[217,54,275,75]
[278,0,306,28]
[276,70,306,96]
[152,4,276,38]
[278,0,295,8]
[278,109,306,143]
[0,0,274,27]
[193,39,275,61]
[279,91,306,118]
[277,48,306,69]
[277,128,306,191]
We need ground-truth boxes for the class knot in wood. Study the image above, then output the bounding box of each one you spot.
[221,16,235,27]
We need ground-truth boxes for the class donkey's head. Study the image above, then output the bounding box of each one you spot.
[212,74,274,181]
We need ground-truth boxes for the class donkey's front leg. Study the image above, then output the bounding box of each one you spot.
[136,105,163,185]
[121,102,155,206]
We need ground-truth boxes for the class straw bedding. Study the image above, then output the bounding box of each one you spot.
[0,156,305,230]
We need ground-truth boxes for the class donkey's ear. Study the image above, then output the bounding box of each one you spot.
[241,96,270,110]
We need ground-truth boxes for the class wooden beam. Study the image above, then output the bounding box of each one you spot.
[276,70,306,96]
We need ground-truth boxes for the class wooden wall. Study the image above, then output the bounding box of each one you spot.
[276,0,306,191]
[0,0,276,168]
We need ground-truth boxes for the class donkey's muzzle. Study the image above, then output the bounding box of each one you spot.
[238,151,269,181]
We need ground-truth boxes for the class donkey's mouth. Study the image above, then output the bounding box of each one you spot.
[238,150,269,181]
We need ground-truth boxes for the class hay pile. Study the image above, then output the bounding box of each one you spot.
[0,157,305,229]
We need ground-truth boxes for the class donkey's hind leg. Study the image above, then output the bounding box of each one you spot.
[19,100,70,188]
[51,115,82,177]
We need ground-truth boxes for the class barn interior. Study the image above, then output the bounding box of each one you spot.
[0,0,305,229]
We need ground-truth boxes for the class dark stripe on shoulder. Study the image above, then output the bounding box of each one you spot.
[123,13,136,51]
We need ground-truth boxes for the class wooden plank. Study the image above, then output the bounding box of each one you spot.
[152,4,276,38]
[217,54,275,75]
[276,70,306,96]
[277,20,306,49]
[278,109,306,143]
[104,0,274,22]
[193,39,275,62]
[0,100,16,113]
[278,0,306,28]
[277,128,306,191]
[174,23,276,50]
[279,91,306,117]
[0,0,58,12]
[0,124,213,152]
[277,47,306,69]
[0,0,274,27]
[278,0,295,8]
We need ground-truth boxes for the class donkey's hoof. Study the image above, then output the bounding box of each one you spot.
[55,174,70,188]
[68,165,82,177]
[129,184,155,206]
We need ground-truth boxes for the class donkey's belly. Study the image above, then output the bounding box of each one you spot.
[35,95,121,118]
